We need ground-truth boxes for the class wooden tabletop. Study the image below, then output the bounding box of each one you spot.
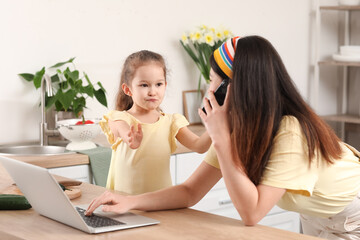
[0,161,322,240]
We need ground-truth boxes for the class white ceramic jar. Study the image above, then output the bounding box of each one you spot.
[339,0,360,6]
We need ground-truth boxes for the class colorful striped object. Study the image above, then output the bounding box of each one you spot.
[213,36,241,79]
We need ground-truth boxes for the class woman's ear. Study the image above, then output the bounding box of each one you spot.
[122,83,132,96]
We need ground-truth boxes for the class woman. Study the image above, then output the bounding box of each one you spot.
[86,36,360,239]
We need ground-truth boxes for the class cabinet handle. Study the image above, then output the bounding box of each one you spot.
[218,198,232,205]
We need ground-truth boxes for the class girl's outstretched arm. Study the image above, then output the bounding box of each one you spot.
[108,120,143,149]
[85,161,222,215]
[176,127,211,153]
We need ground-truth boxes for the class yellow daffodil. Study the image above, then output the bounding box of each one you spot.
[205,34,215,46]
[179,25,233,87]
[223,29,230,38]
[181,34,189,45]
[215,31,223,41]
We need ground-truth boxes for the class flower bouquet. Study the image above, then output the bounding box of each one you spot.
[180,25,233,89]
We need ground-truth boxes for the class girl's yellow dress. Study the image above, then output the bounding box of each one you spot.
[100,110,189,195]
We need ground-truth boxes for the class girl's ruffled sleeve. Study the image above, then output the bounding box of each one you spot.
[99,110,132,150]
[170,113,189,153]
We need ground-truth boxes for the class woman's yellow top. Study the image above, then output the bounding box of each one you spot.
[100,110,189,195]
[205,116,360,218]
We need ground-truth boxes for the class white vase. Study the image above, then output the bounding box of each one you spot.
[339,0,360,5]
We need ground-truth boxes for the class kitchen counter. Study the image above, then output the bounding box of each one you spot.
[0,162,321,240]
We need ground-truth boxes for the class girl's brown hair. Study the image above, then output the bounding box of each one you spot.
[115,50,167,111]
[212,36,342,185]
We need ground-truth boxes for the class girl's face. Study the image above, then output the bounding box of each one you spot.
[124,62,166,112]
[208,68,223,93]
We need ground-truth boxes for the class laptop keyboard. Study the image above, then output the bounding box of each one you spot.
[76,207,125,228]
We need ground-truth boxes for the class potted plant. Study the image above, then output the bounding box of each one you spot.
[18,57,108,123]
[180,25,233,90]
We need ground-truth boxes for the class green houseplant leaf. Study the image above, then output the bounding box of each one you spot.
[18,57,108,119]
[49,57,75,68]
[33,67,46,89]
[94,88,108,107]
[18,73,34,82]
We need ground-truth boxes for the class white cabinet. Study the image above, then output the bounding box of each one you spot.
[48,164,92,183]
[171,152,301,233]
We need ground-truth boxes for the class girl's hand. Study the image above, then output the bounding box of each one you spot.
[85,191,133,216]
[198,85,231,144]
[128,124,143,149]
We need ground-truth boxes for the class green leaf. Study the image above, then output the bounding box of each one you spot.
[74,106,84,117]
[64,68,75,88]
[81,85,94,97]
[73,96,85,111]
[18,73,34,82]
[50,74,60,83]
[68,70,79,81]
[33,67,46,89]
[57,89,76,110]
[73,96,85,116]
[97,82,106,93]
[180,40,199,64]
[75,79,83,89]
[45,95,57,109]
[49,57,75,68]
[84,73,93,88]
[59,81,68,89]
[54,100,64,111]
[94,89,107,107]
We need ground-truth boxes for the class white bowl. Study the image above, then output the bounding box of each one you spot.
[339,0,360,5]
[340,45,360,56]
[333,53,360,62]
[57,118,101,151]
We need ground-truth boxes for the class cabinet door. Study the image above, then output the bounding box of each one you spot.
[258,211,301,233]
[48,164,92,183]
[191,188,233,213]
[175,152,225,189]
[170,155,176,185]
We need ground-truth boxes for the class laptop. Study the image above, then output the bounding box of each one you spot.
[0,156,159,234]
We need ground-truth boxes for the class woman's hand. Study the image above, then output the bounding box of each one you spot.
[85,191,134,216]
[199,85,231,144]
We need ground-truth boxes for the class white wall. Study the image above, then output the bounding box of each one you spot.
[0,0,313,144]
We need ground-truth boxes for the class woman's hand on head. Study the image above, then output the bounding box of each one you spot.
[199,84,231,143]
[85,191,133,216]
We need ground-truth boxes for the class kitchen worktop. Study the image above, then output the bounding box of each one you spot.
[0,162,321,240]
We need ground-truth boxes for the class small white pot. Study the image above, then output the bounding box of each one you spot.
[339,0,360,6]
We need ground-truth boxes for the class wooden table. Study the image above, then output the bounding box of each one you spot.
[0,161,321,240]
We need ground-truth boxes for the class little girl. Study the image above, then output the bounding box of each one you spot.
[100,50,211,195]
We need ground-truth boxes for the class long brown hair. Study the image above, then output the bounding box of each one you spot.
[212,36,342,185]
[115,50,167,110]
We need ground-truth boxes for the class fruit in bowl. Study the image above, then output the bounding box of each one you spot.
[56,118,101,151]
[75,120,95,125]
